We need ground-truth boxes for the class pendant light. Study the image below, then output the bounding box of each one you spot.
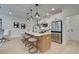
[30,9,33,20]
[34,4,40,18]
[26,13,30,21]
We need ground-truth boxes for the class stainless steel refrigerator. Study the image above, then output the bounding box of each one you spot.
[51,21,62,44]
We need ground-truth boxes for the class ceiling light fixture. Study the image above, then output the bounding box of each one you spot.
[30,9,33,20]
[34,4,40,19]
[26,13,30,21]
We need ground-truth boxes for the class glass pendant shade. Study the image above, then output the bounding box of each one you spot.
[26,13,30,21]
[34,4,40,18]
[35,12,40,18]
[30,9,33,20]
[30,16,33,20]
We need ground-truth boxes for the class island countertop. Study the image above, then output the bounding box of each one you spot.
[25,30,51,53]
[25,30,51,37]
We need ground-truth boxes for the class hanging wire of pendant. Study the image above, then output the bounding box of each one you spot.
[30,9,33,20]
[26,13,30,22]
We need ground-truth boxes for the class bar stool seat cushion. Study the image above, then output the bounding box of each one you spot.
[25,35,30,38]
[28,38,37,42]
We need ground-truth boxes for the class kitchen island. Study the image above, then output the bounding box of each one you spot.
[25,31,51,53]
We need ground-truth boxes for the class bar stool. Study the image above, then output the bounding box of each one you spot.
[0,37,3,43]
[21,33,30,44]
[28,37,38,54]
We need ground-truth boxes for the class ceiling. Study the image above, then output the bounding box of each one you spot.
[0,4,79,19]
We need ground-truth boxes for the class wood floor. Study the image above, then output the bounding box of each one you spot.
[0,38,79,54]
[45,40,79,54]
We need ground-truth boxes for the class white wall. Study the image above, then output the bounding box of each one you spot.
[0,14,26,38]
[62,14,79,43]
[68,15,79,41]
[62,17,70,45]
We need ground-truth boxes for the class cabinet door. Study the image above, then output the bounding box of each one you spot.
[52,33,62,44]
[37,34,51,52]
[56,33,61,44]
[37,36,43,52]
[44,35,51,50]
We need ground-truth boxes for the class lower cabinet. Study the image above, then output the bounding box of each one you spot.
[52,33,62,44]
[37,34,51,53]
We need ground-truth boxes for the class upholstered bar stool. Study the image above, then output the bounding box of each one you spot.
[0,37,3,43]
[28,37,38,54]
[21,33,31,47]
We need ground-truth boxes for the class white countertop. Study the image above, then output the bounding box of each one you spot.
[25,30,51,36]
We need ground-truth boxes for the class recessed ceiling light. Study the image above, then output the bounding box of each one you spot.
[51,8,55,11]
[9,12,12,15]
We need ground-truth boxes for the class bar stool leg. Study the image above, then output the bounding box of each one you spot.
[28,42,38,54]
[25,41,31,47]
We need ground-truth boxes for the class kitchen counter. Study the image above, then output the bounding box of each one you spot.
[25,30,51,37]
[25,30,51,53]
